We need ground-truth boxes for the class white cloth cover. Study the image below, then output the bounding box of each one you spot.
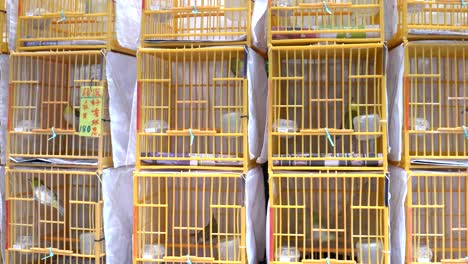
[102,166,134,264]
[389,165,407,264]
[387,44,404,162]
[106,52,137,168]
[0,55,8,165]
[115,0,141,51]
[246,166,266,264]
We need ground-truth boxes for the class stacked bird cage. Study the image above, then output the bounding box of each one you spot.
[7,51,112,171]
[137,46,248,172]
[268,0,384,45]
[5,168,105,264]
[133,171,246,263]
[141,0,251,47]
[401,42,468,263]
[16,0,133,54]
[135,2,250,262]
[267,1,389,263]
[391,0,468,45]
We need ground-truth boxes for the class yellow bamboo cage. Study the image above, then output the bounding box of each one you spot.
[403,42,468,168]
[406,169,468,263]
[5,168,105,264]
[268,0,384,46]
[7,51,112,170]
[390,0,468,46]
[137,46,249,172]
[141,0,251,47]
[133,170,246,264]
[269,43,387,172]
[269,171,389,264]
[0,0,7,53]
[16,0,134,55]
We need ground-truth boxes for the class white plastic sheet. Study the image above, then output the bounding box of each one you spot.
[389,165,407,264]
[102,166,134,264]
[387,44,404,162]
[248,48,268,161]
[252,0,268,54]
[7,0,17,51]
[106,52,137,168]
[0,166,5,264]
[115,0,141,51]
[246,166,266,264]
[0,54,8,165]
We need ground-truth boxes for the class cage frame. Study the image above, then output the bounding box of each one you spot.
[133,170,247,264]
[16,0,135,55]
[136,46,250,172]
[402,41,468,170]
[267,0,385,46]
[268,170,390,264]
[5,167,105,264]
[389,0,468,48]
[405,169,468,264]
[6,50,113,171]
[267,43,388,173]
[140,0,252,48]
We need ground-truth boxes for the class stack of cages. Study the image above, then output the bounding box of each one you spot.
[16,0,134,55]
[6,50,112,263]
[135,2,251,260]
[267,1,389,262]
[403,42,468,263]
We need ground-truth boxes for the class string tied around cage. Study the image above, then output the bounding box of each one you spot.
[96,172,102,184]
[41,247,54,260]
[186,254,193,264]
[323,2,333,15]
[192,5,199,14]
[57,9,66,23]
[189,128,195,146]
[326,257,331,264]
[463,125,468,140]
[48,127,57,141]
[324,128,335,148]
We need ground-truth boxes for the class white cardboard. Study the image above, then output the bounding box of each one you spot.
[389,165,407,264]
[0,55,8,166]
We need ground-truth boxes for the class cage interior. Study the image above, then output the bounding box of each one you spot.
[270,45,386,168]
[134,172,245,263]
[8,52,112,163]
[138,48,247,168]
[7,169,104,260]
[270,173,387,263]
[409,170,467,263]
[142,0,249,43]
[406,44,468,159]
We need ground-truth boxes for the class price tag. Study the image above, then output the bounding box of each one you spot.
[79,86,104,137]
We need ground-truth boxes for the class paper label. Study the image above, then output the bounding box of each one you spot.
[79,86,104,137]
